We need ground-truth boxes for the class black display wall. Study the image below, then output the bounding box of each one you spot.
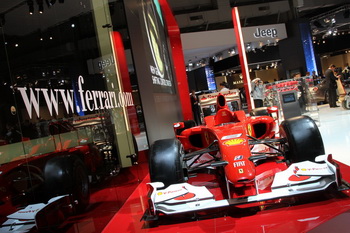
[186,70,197,91]
[124,0,183,144]
[278,20,309,79]
[186,66,209,91]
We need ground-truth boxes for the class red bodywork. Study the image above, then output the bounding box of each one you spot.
[174,94,286,198]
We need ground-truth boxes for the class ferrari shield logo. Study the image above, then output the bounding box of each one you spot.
[224,138,244,146]
[247,124,253,136]
[238,169,244,173]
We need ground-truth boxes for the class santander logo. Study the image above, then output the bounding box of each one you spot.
[288,166,310,181]
[17,75,134,119]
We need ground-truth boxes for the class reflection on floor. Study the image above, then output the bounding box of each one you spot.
[52,151,150,233]
[135,131,149,152]
[318,104,350,166]
[47,105,350,232]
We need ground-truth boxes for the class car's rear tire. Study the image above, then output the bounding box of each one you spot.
[44,156,90,212]
[149,139,186,187]
[250,107,269,116]
[280,116,324,163]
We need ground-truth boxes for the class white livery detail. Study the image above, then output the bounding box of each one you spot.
[147,155,338,216]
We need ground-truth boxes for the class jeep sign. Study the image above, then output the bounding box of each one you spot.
[253,27,278,38]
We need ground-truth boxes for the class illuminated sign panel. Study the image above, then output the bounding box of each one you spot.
[18,76,134,119]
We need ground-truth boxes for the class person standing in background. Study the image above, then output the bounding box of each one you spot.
[325,64,339,108]
[190,90,201,125]
[219,82,229,92]
[311,71,319,85]
[251,78,264,108]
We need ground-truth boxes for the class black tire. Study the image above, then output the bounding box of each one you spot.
[280,116,324,163]
[44,156,90,211]
[149,139,186,187]
[250,107,269,116]
[342,98,350,110]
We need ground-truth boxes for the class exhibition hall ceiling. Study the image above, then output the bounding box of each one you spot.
[167,0,349,30]
[167,0,350,64]
[0,1,348,68]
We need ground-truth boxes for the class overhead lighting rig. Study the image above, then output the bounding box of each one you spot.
[25,0,64,14]
[310,4,350,39]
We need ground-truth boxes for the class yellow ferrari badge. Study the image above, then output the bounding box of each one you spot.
[223,138,244,146]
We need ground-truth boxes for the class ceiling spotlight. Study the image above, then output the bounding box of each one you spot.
[27,0,34,15]
[323,18,330,24]
[37,0,44,13]
[29,7,34,14]
[332,28,338,36]
[228,48,236,55]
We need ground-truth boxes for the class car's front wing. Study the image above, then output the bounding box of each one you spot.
[143,155,347,220]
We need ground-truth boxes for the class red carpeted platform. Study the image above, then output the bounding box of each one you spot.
[102,162,350,233]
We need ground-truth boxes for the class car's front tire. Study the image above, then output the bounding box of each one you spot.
[149,139,186,187]
[280,116,324,163]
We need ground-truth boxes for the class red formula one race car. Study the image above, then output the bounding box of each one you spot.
[143,94,349,221]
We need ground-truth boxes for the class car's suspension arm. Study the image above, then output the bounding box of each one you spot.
[247,135,286,154]
[184,140,219,161]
